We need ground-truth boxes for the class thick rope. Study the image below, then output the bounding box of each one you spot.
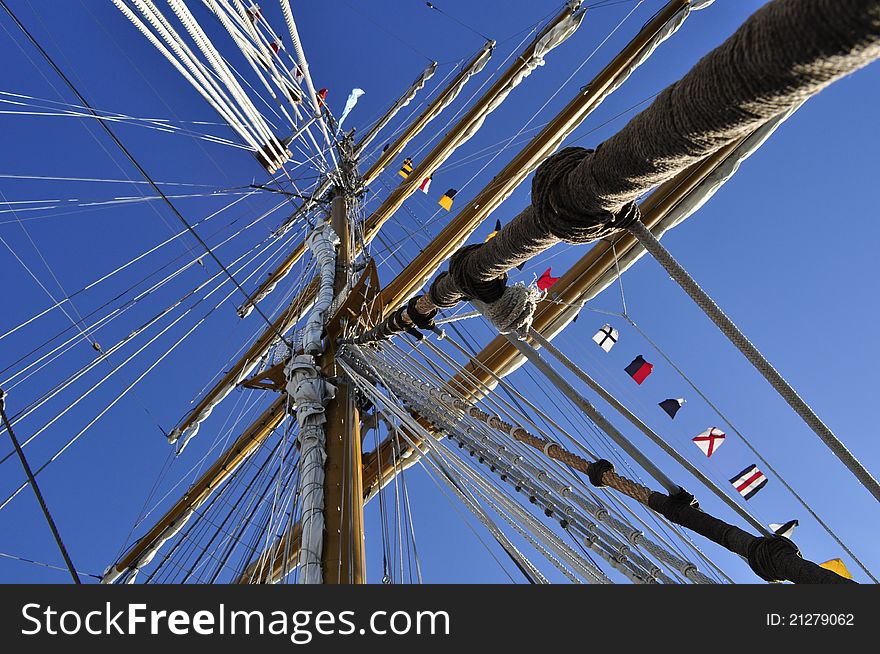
[647,489,854,584]
[0,390,80,584]
[400,0,880,328]
[627,218,880,503]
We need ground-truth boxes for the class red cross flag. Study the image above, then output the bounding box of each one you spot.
[692,427,725,457]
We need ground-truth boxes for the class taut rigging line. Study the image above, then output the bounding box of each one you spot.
[0,0,290,348]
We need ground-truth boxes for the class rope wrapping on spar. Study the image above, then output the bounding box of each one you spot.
[357,0,880,342]
[645,488,854,584]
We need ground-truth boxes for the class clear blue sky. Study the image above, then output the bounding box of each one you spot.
[0,0,878,584]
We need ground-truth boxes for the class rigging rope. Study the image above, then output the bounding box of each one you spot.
[0,0,289,345]
[626,218,880,503]
[0,390,80,583]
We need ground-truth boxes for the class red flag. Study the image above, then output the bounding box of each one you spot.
[624,355,653,385]
[536,267,559,292]
[269,40,281,54]
[316,88,328,107]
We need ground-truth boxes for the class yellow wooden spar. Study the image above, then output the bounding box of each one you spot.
[171,7,583,447]
[360,137,750,502]
[229,0,708,581]
[377,0,696,318]
[239,2,586,318]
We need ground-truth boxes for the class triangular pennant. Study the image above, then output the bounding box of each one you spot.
[624,355,653,384]
[659,398,685,419]
[338,87,365,129]
[819,558,853,580]
[769,520,799,539]
[536,267,559,292]
[730,464,768,500]
[692,427,725,457]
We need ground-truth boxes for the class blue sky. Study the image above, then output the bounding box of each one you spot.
[0,0,878,584]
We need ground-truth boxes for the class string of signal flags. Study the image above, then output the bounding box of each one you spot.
[398,156,457,211]
[387,159,851,577]
[588,319,773,500]
[583,319,851,577]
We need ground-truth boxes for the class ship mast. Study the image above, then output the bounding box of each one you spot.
[320,161,366,583]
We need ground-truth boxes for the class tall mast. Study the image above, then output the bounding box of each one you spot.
[238,43,493,317]
[321,174,366,583]
[228,142,737,584]
[194,0,699,579]
[173,5,580,447]
[242,1,585,317]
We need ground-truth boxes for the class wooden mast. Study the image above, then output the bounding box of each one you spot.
[111,0,691,582]
[231,139,744,581]
[223,0,698,577]
[173,6,580,446]
[241,2,585,318]
[320,183,366,583]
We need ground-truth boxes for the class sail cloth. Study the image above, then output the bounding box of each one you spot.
[422,0,880,334]
[354,62,437,157]
[337,87,365,131]
[494,105,807,385]
[353,0,720,365]
[454,5,586,146]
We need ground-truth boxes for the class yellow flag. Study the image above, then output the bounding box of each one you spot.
[819,558,853,579]
[399,158,413,179]
[438,188,457,211]
[485,219,501,242]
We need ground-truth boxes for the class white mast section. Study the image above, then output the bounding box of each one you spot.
[288,221,339,584]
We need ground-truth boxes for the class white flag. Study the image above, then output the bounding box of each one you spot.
[591,324,618,352]
[337,88,365,131]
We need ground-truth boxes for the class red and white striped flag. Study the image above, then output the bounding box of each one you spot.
[730,464,768,500]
